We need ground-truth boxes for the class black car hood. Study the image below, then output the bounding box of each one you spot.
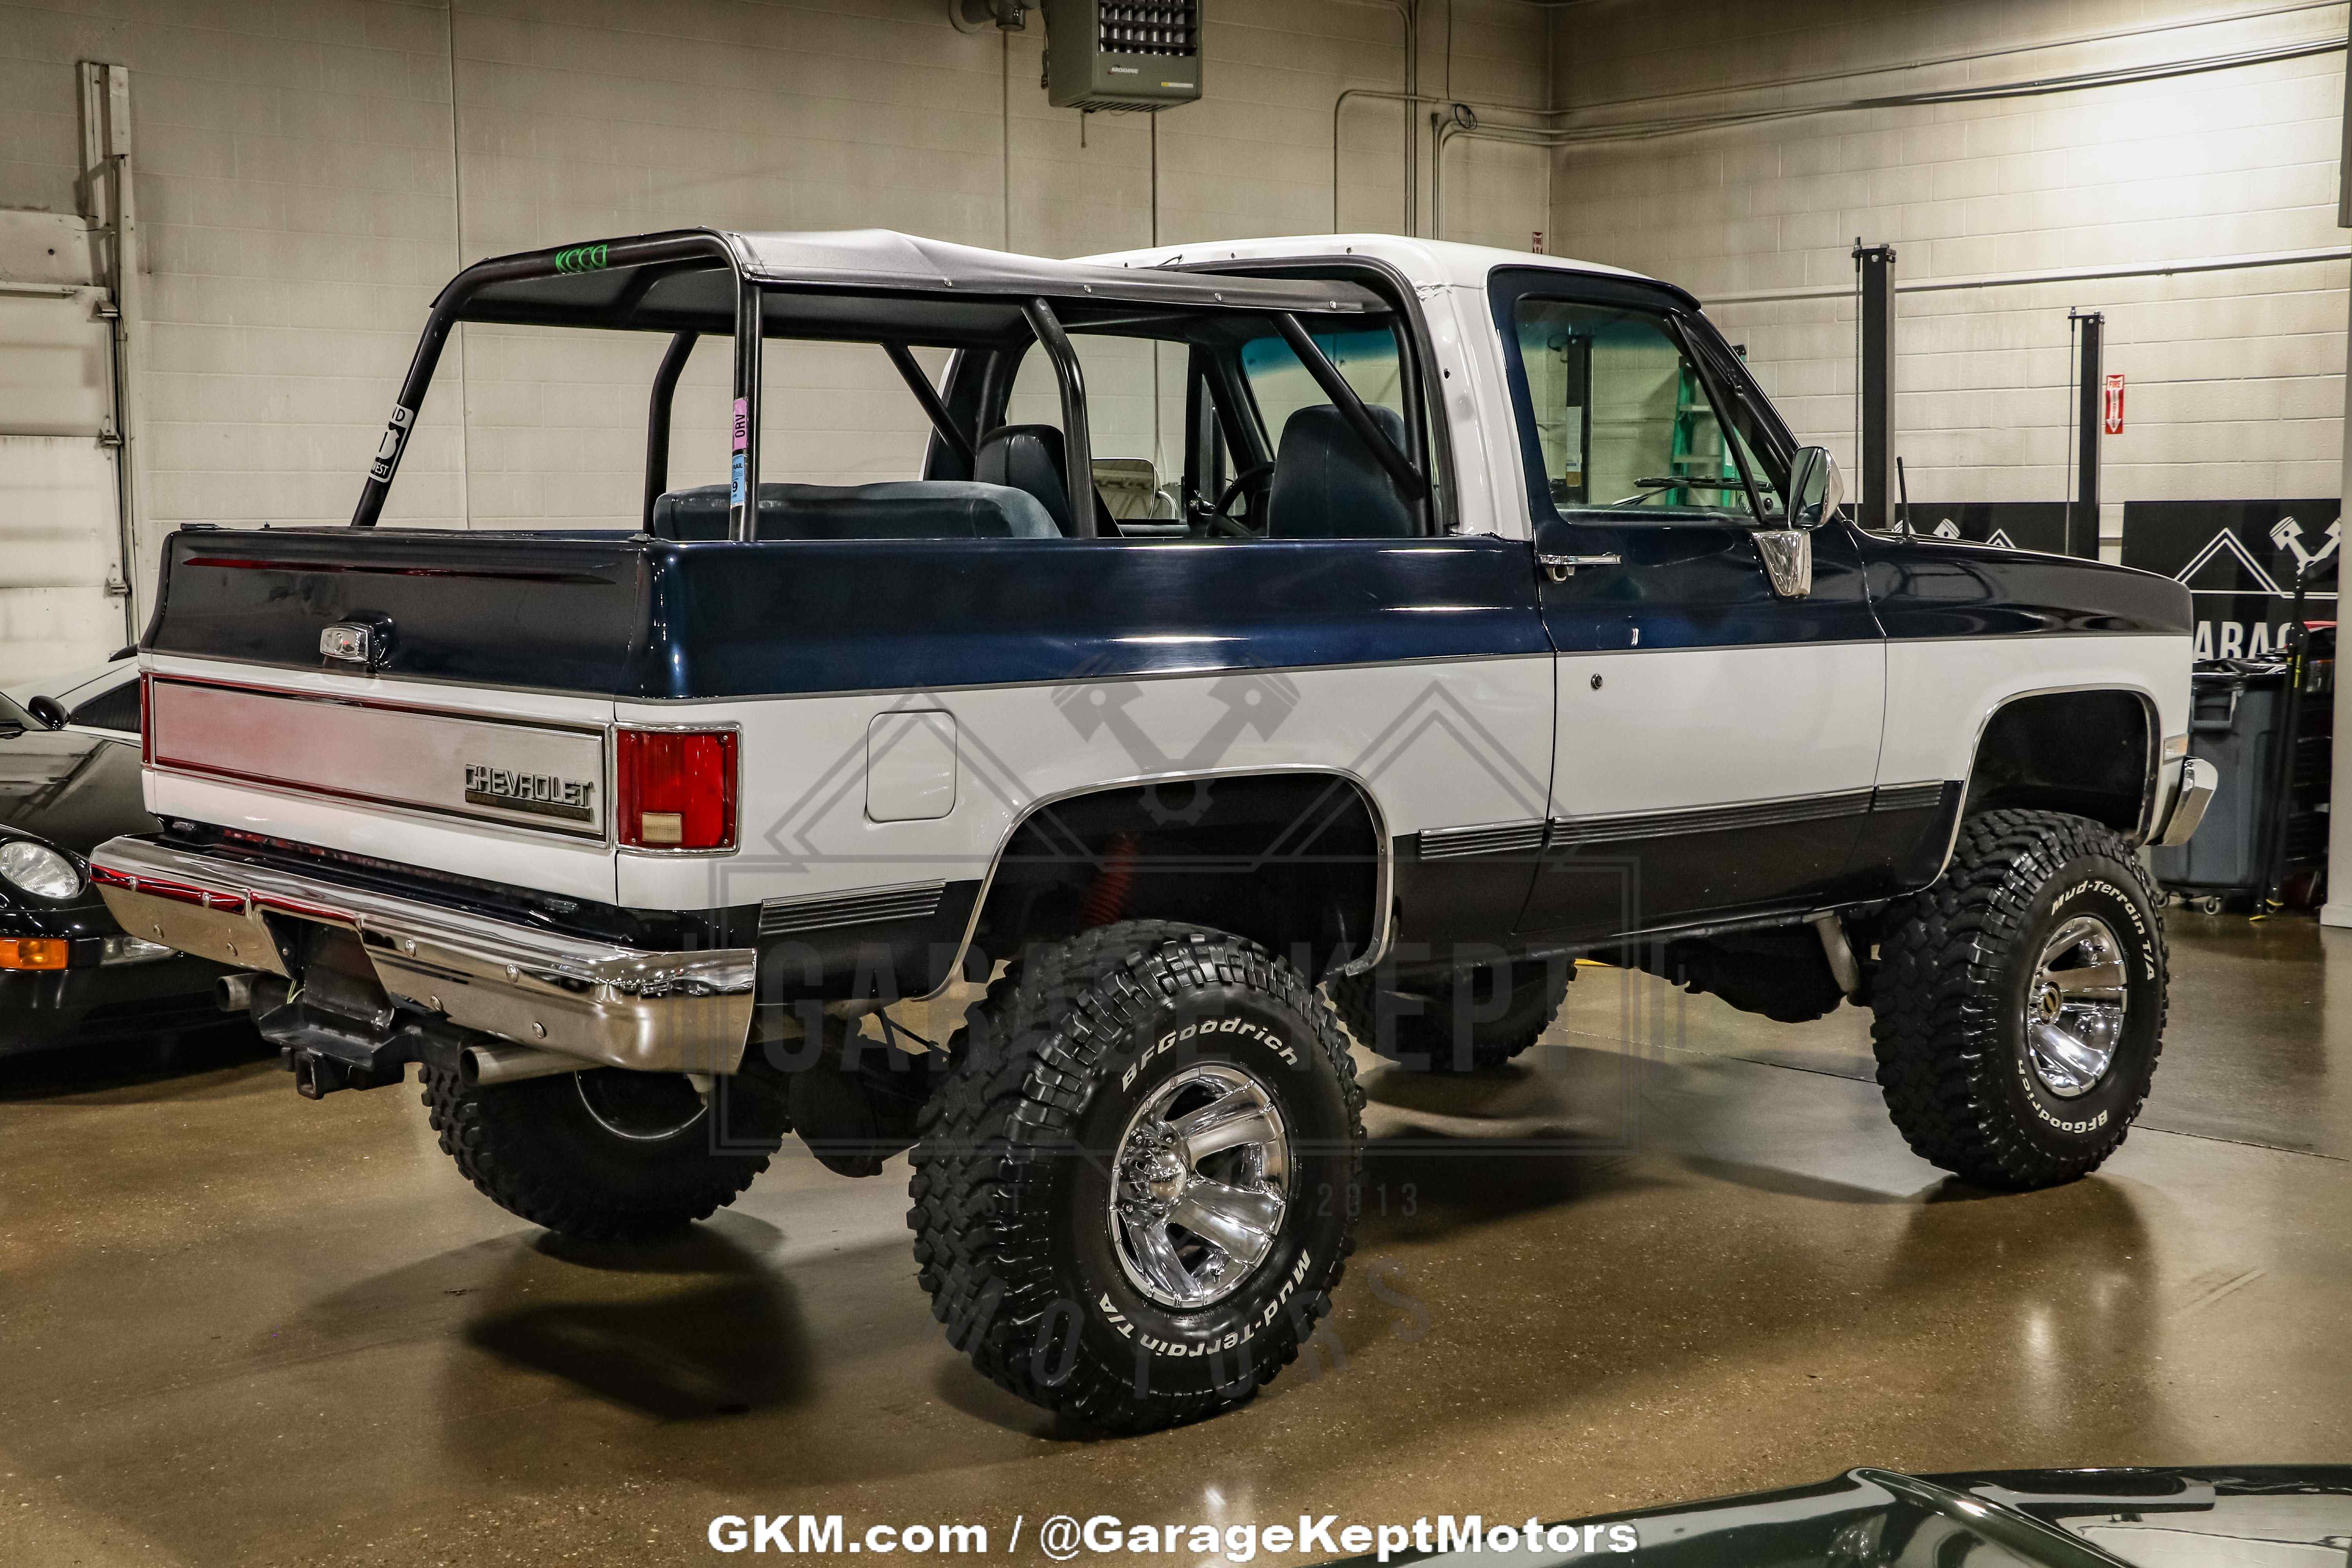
[1329,1466,2352,1566]
[0,728,156,857]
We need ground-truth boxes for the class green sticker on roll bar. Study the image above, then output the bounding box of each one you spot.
[554,243,609,274]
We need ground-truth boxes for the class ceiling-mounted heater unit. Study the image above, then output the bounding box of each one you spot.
[1043,0,1202,111]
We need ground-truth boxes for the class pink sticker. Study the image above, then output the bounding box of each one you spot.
[732,397,748,452]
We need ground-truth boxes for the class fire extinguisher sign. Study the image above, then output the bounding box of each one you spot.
[2103,372,2125,436]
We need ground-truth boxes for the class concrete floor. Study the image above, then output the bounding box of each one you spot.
[2,914,2347,1566]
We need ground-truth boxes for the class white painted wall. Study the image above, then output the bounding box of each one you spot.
[1545,0,2351,514]
[0,0,1555,604]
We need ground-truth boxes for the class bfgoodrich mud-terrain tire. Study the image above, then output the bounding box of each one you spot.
[1871,809,2168,1191]
[1327,957,1572,1072]
[907,921,1364,1433]
[421,1065,787,1241]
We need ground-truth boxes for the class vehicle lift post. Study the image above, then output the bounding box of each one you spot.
[2069,309,2104,560]
[1853,242,1896,532]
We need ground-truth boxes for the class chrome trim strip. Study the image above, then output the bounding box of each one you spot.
[1548,787,1874,848]
[144,671,607,735]
[760,880,947,936]
[1415,820,1546,860]
[926,763,1397,998]
[1869,780,1951,814]
[147,648,1553,708]
[87,837,754,1075]
[1943,683,2163,874]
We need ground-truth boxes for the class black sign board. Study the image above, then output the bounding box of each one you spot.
[2120,499,2340,660]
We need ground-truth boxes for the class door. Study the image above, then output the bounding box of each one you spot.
[0,211,128,687]
[1490,270,1887,941]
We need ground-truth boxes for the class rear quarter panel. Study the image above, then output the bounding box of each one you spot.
[612,535,1557,913]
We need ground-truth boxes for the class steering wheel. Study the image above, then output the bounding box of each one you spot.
[1196,461,1276,537]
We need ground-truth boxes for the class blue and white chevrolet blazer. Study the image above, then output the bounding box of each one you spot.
[93,228,2211,1431]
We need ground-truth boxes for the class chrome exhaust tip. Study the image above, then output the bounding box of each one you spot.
[461,1040,594,1087]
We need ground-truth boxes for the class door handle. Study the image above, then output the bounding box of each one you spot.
[1539,552,1621,583]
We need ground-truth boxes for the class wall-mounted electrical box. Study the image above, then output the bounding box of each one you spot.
[1044,0,1201,112]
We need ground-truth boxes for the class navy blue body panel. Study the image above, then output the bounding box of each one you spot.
[663,534,1549,697]
[147,530,663,694]
[146,527,1549,699]
[1533,514,1881,652]
[1856,531,2193,640]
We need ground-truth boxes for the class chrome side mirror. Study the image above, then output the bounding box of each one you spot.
[1786,445,1842,531]
[1751,445,1837,599]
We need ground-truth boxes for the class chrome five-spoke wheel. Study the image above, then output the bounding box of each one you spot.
[2024,914,2129,1098]
[1108,1062,1290,1310]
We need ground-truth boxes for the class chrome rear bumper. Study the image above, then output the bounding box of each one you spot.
[88,837,753,1075]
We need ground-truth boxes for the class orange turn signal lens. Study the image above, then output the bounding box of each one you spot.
[0,938,71,970]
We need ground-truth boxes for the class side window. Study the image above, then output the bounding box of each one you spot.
[68,679,140,734]
[1512,298,1782,522]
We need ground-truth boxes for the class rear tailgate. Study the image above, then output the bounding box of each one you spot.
[141,527,664,902]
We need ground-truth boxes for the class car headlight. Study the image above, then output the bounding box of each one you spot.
[0,839,83,900]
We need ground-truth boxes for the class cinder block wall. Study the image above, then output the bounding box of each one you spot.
[0,0,1552,563]
[1544,0,2349,521]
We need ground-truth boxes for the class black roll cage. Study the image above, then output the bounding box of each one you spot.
[349,229,1432,542]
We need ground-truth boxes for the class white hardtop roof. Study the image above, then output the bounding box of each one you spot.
[447,227,1392,328]
[715,228,1383,310]
[1079,233,1671,295]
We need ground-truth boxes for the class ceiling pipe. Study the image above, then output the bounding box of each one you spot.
[1547,32,2343,145]
[1426,23,2343,240]
[1428,108,1572,240]
[1331,0,1418,233]
[1337,91,1563,235]
[1563,0,2345,118]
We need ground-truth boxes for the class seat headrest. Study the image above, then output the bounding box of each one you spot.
[1265,405,1418,539]
[973,424,1113,537]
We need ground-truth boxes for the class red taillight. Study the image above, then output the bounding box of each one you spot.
[139,673,152,765]
[615,728,737,851]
